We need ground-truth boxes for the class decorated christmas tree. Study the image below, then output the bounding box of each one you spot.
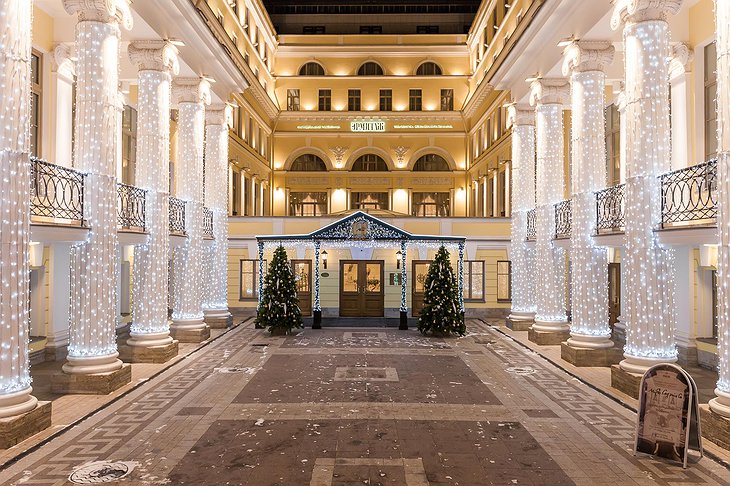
[255,245,303,335]
[417,246,465,336]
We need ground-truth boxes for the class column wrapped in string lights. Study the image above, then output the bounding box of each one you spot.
[710,0,730,418]
[529,78,570,336]
[61,0,133,381]
[506,104,537,327]
[0,0,39,418]
[611,0,680,374]
[202,104,234,328]
[170,77,211,342]
[562,41,615,349]
[126,41,179,358]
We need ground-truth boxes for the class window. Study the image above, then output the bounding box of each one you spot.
[303,25,325,34]
[318,89,331,111]
[286,89,300,111]
[30,51,42,157]
[605,104,621,186]
[496,260,511,302]
[409,89,422,111]
[290,154,327,171]
[705,41,718,159]
[352,154,388,171]
[413,154,449,171]
[299,62,325,76]
[239,259,264,300]
[412,192,450,217]
[440,89,454,111]
[243,175,250,215]
[351,192,388,211]
[358,62,384,75]
[121,105,137,185]
[348,89,361,111]
[379,89,392,111]
[463,260,485,301]
[416,25,439,34]
[290,192,327,216]
[231,170,241,215]
[360,25,382,34]
[416,62,442,75]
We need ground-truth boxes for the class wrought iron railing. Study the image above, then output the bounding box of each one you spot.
[169,197,186,235]
[203,207,214,238]
[554,199,571,239]
[660,159,717,228]
[117,183,146,231]
[526,208,536,241]
[30,156,85,225]
[596,183,625,234]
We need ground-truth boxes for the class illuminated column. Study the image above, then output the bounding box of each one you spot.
[61,0,132,380]
[611,0,680,375]
[312,241,322,329]
[399,241,408,330]
[170,77,211,343]
[506,104,536,327]
[126,41,179,358]
[202,104,234,328]
[529,78,570,336]
[562,41,615,350]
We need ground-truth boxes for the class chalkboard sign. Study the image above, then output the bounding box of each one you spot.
[633,363,703,468]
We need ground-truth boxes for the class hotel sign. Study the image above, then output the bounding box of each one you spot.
[350,120,385,132]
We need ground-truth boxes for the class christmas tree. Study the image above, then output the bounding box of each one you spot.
[417,246,465,336]
[255,245,303,335]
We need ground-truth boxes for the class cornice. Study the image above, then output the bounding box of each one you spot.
[462,77,495,120]
[276,110,464,123]
[275,45,469,58]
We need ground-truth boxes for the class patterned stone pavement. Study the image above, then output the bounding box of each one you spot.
[0,320,728,485]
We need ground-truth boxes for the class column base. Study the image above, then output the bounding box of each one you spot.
[313,310,322,330]
[119,341,179,364]
[399,311,408,330]
[204,309,233,329]
[170,325,210,343]
[52,364,132,395]
[528,327,570,345]
[506,317,534,331]
[0,401,52,449]
[700,403,730,451]
[610,364,642,399]
[561,343,623,367]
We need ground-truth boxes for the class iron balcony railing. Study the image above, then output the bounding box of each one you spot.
[554,199,572,239]
[30,156,86,225]
[526,208,536,241]
[117,183,146,231]
[660,159,717,228]
[596,183,626,234]
[169,196,186,235]
[203,207,214,238]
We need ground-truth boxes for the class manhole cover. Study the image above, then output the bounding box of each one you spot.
[506,366,536,375]
[69,461,136,484]
[215,366,255,374]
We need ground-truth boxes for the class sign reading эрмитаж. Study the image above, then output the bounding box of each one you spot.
[350,120,385,132]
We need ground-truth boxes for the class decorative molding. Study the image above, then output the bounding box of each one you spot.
[128,40,180,75]
[611,0,682,30]
[506,103,534,127]
[411,177,453,186]
[52,43,76,78]
[62,0,133,29]
[348,177,390,186]
[668,42,693,80]
[462,79,495,119]
[286,176,330,186]
[562,41,615,75]
[529,78,570,107]
[393,146,409,166]
[206,103,233,127]
[277,110,463,123]
[172,77,212,106]
[330,146,348,168]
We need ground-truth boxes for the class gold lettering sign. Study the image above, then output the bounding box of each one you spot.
[350,120,385,132]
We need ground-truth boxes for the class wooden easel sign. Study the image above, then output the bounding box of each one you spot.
[633,363,703,468]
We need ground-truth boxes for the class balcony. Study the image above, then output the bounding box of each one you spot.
[117,183,146,232]
[30,156,85,227]
[169,197,187,236]
[203,207,214,239]
[596,183,625,235]
[554,199,571,239]
[526,208,536,241]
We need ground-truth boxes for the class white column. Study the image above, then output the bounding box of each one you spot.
[0,0,38,418]
[127,41,179,349]
[202,104,234,322]
[563,41,615,349]
[51,44,75,168]
[612,0,681,374]
[529,78,570,332]
[710,0,730,417]
[506,104,536,322]
[170,77,211,334]
[669,43,693,170]
[62,0,132,376]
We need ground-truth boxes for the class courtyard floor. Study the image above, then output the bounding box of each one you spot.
[0,319,728,485]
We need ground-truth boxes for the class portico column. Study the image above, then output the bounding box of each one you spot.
[399,241,408,330]
[562,41,615,351]
[124,41,179,362]
[313,241,322,329]
[611,0,680,376]
[58,0,133,391]
[529,78,570,341]
[202,104,234,328]
[170,77,211,343]
[506,104,536,329]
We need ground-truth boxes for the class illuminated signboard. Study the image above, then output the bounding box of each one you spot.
[350,120,385,132]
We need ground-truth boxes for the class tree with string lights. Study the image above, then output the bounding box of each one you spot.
[417,246,465,337]
[255,245,303,335]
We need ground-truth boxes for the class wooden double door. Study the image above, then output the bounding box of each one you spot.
[339,260,384,317]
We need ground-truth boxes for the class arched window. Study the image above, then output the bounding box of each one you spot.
[413,154,450,171]
[357,62,384,76]
[290,154,327,171]
[299,62,325,76]
[416,61,442,76]
[352,154,388,172]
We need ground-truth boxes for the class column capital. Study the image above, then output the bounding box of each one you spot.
[506,103,534,127]
[52,43,76,79]
[611,0,682,30]
[668,42,693,80]
[128,41,180,75]
[529,78,570,107]
[63,0,133,29]
[205,103,233,127]
[172,77,212,106]
[562,41,615,76]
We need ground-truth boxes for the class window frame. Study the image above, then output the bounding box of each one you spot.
[352,154,388,172]
[416,62,442,76]
[440,88,454,111]
[289,192,328,216]
[409,89,422,111]
[30,49,42,158]
[704,41,718,160]
[496,260,512,303]
[357,61,384,75]
[287,89,300,111]
[379,89,393,111]
[411,192,451,217]
[239,259,265,301]
[121,105,137,185]
[463,260,486,302]
[318,89,331,111]
[348,89,361,111]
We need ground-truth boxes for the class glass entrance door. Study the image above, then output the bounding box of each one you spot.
[339,260,384,317]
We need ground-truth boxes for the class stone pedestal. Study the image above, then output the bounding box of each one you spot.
[528,327,570,345]
[204,310,233,329]
[119,341,179,364]
[561,343,623,367]
[700,404,730,451]
[0,401,52,449]
[506,317,533,331]
[171,325,211,343]
[610,364,641,399]
[52,364,132,395]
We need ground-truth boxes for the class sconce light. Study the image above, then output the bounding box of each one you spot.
[396,250,402,269]
[321,250,328,270]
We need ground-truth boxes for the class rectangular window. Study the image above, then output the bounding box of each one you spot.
[412,192,450,217]
[303,25,325,34]
[440,89,454,111]
[239,259,264,300]
[605,104,621,186]
[497,260,512,302]
[243,175,250,215]
[409,89,422,111]
[290,192,327,216]
[360,25,382,34]
[318,89,331,111]
[379,89,392,111]
[463,260,485,302]
[416,25,439,34]
[287,89,300,111]
[30,51,42,157]
[121,105,137,185]
[231,170,241,215]
[351,192,388,211]
[348,89,361,111]
[705,41,718,159]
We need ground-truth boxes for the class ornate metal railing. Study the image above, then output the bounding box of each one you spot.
[526,208,536,241]
[596,183,625,234]
[117,183,146,231]
[203,207,214,238]
[30,156,85,225]
[554,199,572,239]
[169,196,186,235]
[660,159,717,228]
